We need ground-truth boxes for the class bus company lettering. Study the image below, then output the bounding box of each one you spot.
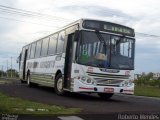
[27,62,39,69]
[40,61,55,68]
[27,61,55,69]
[100,68,119,73]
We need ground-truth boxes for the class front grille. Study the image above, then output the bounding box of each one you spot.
[87,72,129,86]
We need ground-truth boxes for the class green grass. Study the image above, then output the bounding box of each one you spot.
[0,92,81,115]
[0,78,19,84]
[0,80,11,84]
[135,85,160,98]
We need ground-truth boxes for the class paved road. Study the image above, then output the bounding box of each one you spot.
[0,79,160,120]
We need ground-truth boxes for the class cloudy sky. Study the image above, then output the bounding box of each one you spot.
[0,0,160,73]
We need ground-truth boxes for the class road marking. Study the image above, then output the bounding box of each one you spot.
[58,116,84,120]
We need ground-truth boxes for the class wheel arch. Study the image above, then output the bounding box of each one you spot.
[55,69,62,80]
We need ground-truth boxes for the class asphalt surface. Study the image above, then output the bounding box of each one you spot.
[0,79,160,120]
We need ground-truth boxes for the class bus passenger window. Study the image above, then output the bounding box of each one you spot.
[56,31,65,54]
[21,47,25,61]
[30,43,36,59]
[27,44,31,59]
[48,34,58,55]
[35,40,42,58]
[41,37,49,56]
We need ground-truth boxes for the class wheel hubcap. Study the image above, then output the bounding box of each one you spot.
[57,78,63,92]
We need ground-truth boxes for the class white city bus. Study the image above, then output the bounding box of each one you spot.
[19,18,135,99]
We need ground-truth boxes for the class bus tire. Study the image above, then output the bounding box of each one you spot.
[21,79,27,84]
[98,93,114,99]
[54,73,65,95]
[27,74,37,87]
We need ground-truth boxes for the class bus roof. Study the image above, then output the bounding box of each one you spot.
[22,18,134,48]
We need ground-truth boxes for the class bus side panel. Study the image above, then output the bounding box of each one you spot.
[26,55,63,87]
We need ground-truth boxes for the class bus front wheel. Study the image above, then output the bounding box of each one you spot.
[55,73,65,95]
[98,93,114,99]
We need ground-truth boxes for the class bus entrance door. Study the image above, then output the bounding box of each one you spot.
[23,49,28,80]
[64,33,74,89]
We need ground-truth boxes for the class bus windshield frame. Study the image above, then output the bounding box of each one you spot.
[76,30,135,70]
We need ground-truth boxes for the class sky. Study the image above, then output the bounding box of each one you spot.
[0,0,160,73]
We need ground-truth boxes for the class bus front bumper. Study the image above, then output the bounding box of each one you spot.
[73,80,134,95]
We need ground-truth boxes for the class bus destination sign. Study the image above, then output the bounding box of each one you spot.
[83,20,135,37]
[104,24,133,36]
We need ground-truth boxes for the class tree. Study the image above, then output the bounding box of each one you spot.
[6,69,19,78]
[155,78,160,88]
[0,70,6,77]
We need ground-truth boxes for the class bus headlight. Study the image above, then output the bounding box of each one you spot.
[81,76,86,82]
[124,80,133,86]
[76,76,95,85]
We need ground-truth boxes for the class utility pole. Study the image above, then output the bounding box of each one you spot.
[1,65,3,77]
[0,65,1,78]
[6,60,8,77]
[11,57,12,78]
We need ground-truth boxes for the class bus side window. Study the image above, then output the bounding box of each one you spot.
[56,31,65,54]
[21,47,25,61]
[48,34,58,55]
[41,37,49,57]
[27,44,31,59]
[35,40,42,58]
[30,42,36,59]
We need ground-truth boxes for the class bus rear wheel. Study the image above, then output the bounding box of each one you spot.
[21,79,27,84]
[98,93,114,99]
[55,73,65,95]
[27,74,37,87]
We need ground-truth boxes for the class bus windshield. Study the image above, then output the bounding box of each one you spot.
[77,31,135,70]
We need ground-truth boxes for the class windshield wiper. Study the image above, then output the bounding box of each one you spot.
[116,35,125,45]
[95,30,107,54]
[95,31,106,44]
[95,30,110,68]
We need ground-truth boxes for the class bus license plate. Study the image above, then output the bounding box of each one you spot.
[104,88,114,93]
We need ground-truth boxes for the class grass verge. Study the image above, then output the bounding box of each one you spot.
[0,92,81,115]
[0,78,19,84]
[0,80,11,84]
[134,85,160,98]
